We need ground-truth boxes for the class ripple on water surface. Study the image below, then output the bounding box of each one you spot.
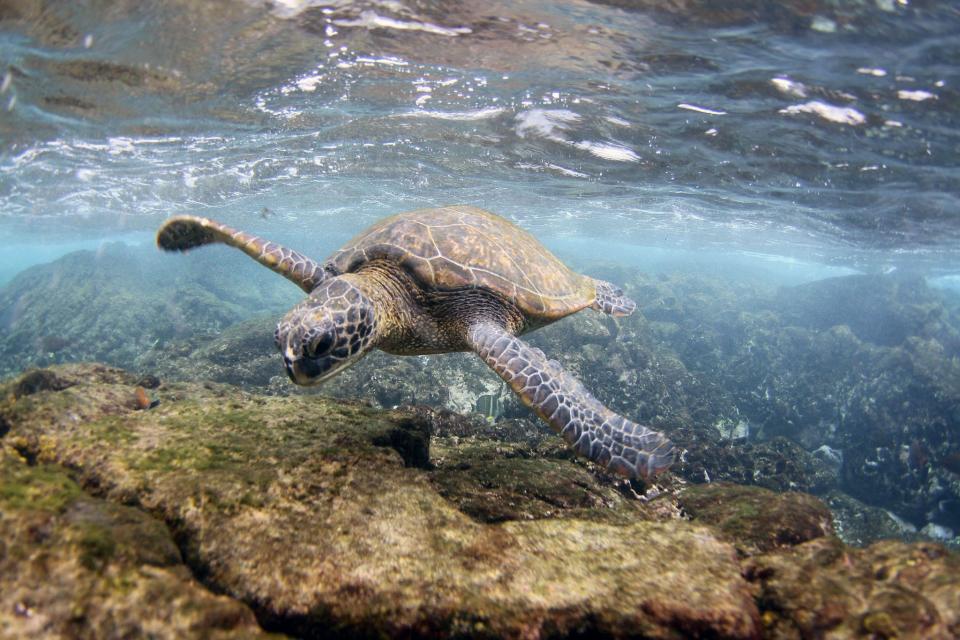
[0,0,958,273]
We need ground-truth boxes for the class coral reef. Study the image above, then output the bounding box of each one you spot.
[0,243,298,380]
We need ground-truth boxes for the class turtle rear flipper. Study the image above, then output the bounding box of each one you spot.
[468,322,674,480]
[157,215,329,293]
[591,279,636,317]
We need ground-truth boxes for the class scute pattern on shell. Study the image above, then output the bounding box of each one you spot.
[329,205,597,319]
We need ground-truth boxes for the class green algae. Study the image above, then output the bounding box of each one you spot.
[680,482,833,554]
[0,453,83,513]
[74,522,117,570]
[4,363,958,639]
[0,447,271,638]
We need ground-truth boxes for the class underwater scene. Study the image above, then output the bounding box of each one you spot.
[2,0,960,637]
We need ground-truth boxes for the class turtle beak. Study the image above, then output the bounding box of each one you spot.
[283,355,323,385]
[282,350,341,386]
[283,357,298,383]
[282,345,302,383]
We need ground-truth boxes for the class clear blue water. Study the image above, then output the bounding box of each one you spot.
[2,0,958,284]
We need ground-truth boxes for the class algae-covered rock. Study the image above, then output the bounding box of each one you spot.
[0,364,759,639]
[680,482,833,555]
[0,447,269,639]
[5,363,960,639]
[824,490,927,548]
[777,273,960,351]
[431,445,647,525]
[745,536,960,639]
[675,432,834,494]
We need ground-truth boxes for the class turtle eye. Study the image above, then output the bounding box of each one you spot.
[306,332,335,358]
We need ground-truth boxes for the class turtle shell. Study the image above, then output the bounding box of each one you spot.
[328,205,596,320]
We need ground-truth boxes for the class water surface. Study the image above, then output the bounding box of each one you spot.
[1,0,958,282]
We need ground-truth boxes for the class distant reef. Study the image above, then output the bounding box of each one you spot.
[2,246,959,538]
[0,242,299,380]
[1,363,958,639]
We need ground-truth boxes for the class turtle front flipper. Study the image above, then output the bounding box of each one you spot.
[591,279,636,317]
[468,322,674,479]
[157,215,329,293]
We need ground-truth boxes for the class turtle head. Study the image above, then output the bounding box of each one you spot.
[275,278,377,385]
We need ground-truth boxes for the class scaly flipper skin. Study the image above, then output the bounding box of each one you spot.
[156,215,330,293]
[591,279,637,317]
[469,322,674,479]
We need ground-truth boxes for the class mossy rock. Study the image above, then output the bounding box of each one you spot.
[0,447,271,639]
[431,454,650,524]
[1,364,759,639]
[825,490,927,547]
[8,364,956,639]
[680,482,833,554]
[745,536,960,639]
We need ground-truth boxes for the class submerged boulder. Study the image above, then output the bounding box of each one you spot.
[745,536,960,639]
[824,490,927,548]
[680,482,834,555]
[0,448,267,639]
[0,364,759,639]
[777,273,960,351]
[2,363,958,639]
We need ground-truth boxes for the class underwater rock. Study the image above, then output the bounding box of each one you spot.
[745,536,960,639]
[824,490,926,548]
[430,454,648,524]
[613,270,960,531]
[4,363,960,639]
[836,336,960,528]
[674,431,836,494]
[0,447,267,639]
[679,482,834,555]
[920,522,956,542]
[140,315,284,390]
[0,364,760,639]
[430,425,652,524]
[777,273,960,351]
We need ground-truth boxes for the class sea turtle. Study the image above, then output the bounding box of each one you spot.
[157,205,674,479]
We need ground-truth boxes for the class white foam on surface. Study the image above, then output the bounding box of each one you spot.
[779,101,866,125]
[333,10,471,37]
